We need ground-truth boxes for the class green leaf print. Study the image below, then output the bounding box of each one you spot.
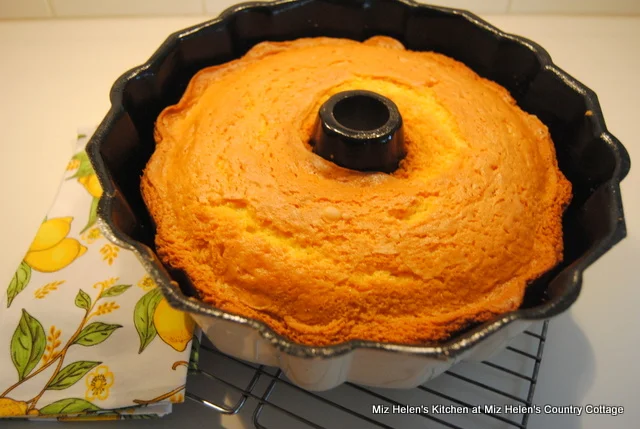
[100,284,132,299]
[67,151,94,180]
[10,309,46,381]
[75,289,91,310]
[134,288,163,354]
[73,322,122,346]
[39,398,102,415]
[80,197,99,234]
[46,361,101,390]
[6,261,31,308]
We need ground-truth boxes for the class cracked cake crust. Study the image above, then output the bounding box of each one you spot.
[141,36,572,346]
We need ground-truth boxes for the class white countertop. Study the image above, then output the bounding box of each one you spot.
[0,13,638,429]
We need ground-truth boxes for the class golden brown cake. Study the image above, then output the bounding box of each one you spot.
[141,36,572,346]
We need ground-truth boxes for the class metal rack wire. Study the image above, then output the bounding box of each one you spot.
[185,321,548,429]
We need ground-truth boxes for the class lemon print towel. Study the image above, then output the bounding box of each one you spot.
[0,130,198,420]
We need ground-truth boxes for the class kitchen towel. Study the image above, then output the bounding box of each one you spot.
[0,129,198,420]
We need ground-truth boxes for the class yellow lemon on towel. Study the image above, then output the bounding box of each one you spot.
[78,174,103,199]
[28,216,73,252]
[24,217,87,273]
[25,237,87,273]
[153,299,195,352]
[0,398,28,417]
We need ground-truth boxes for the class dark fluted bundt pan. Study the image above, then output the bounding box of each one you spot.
[86,0,630,390]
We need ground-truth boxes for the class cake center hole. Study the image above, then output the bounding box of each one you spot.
[332,94,390,132]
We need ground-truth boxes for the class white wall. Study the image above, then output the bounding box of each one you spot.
[1,0,639,19]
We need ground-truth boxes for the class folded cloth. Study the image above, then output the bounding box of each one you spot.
[0,129,198,420]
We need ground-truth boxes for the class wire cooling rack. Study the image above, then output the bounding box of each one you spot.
[184,321,548,429]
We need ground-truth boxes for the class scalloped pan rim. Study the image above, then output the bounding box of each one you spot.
[87,0,630,359]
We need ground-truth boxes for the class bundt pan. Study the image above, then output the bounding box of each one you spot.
[86,0,630,391]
